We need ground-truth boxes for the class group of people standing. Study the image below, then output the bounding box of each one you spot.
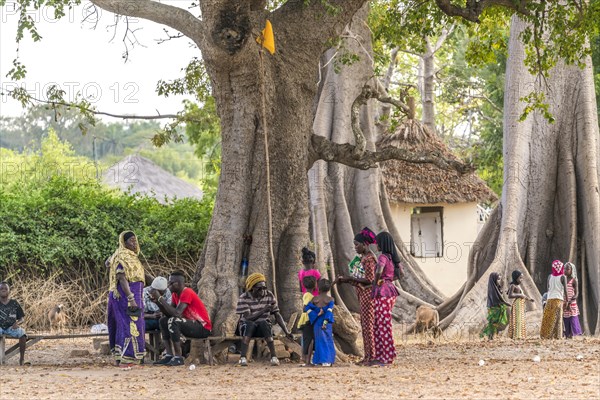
[296,228,404,367]
[482,259,582,340]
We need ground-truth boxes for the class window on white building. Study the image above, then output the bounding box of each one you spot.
[410,207,443,258]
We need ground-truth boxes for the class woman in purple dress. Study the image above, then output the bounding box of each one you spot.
[106,231,146,368]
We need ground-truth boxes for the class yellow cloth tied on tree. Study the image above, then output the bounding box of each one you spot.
[256,19,275,55]
[108,231,145,298]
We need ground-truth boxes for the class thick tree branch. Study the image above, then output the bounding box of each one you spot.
[310,134,473,173]
[1,88,199,123]
[351,82,411,159]
[382,48,399,90]
[432,24,455,53]
[90,0,204,44]
[350,85,377,158]
[435,0,530,22]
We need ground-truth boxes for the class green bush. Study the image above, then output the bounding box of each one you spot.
[0,131,213,278]
[0,175,213,275]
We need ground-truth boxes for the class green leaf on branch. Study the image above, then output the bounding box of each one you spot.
[519,91,555,123]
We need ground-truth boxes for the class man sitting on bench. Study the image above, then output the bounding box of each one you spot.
[143,276,171,331]
[0,282,27,365]
[150,271,212,367]
[236,273,293,366]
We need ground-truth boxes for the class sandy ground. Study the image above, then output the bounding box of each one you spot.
[0,333,598,400]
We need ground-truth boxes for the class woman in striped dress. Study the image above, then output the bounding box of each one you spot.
[562,262,582,338]
[540,260,568,339]
[507,270,534,339]
[334,227,377,365]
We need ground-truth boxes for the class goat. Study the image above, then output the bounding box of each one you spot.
[48,304,67,333]
[414,305,441,338]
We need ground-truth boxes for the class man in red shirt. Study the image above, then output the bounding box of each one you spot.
[149,271,212,366]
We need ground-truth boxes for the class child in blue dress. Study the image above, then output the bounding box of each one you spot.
[305,279,335,366]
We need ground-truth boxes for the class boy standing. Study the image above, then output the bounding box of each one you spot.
[0,282,27,365]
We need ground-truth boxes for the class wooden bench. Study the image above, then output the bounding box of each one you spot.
[0,330,163,364]
[145,330,162,361]
[190,312,302,366]
[0,333,109,365]
[189,334,303,366]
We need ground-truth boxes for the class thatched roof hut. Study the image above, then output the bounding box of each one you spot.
[103,154,203,204]
[378,119,497,204]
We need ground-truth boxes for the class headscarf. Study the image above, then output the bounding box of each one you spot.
[108,231,145,296]
[564,262,577,279]
[245,273,266,291]
[354,227,377,245]
[510,270,523,285]
[375,231,401,265]
[486,272,506,308]
[551,260,564,277]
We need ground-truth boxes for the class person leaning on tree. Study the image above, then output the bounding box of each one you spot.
[236,273,293,367]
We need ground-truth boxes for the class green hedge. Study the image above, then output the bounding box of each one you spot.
[0,175,213,274]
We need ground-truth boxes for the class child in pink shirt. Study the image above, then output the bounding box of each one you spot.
[298,247,321,296]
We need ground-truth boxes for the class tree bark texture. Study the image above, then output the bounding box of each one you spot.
[309,7,446,353]
[188,1,372,335]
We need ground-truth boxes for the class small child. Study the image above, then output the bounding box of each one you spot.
[506,270,534,339]
[297,276,317,366]
[0,282,27,365]
[305,279,335,366]
[563,262,582,338]
[298,247,321,296]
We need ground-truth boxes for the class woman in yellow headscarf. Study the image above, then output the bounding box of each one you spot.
[106,231,146,368]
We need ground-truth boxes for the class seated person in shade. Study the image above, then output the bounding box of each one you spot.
[236,273,293,367]
[0,282,27,365]
[143,276,172,331]
[151,271,212,367]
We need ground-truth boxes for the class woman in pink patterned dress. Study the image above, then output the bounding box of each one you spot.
[335,227,377,365]
[372,231,401,366]
[563,262,582,338]
[298,247,321,296]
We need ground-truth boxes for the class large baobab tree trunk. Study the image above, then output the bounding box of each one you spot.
[438,16,600,335]
[191,2,463,343]
[191,2,372,335]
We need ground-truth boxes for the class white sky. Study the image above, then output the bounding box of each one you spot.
[0,1,198,120]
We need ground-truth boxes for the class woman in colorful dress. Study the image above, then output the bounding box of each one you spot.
[540,260,568,339]
[334,227,377,365]
[481,272,510,340]
[106,231,146,368]
[298,247,321,296]
[371,232,400,366]
[507,270,534,339]
[562,262,582,338]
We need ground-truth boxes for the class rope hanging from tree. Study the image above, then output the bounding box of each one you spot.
[257,23,277,299]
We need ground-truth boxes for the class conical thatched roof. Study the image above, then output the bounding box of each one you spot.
[379,120,497,204]
[103,154,203,204]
